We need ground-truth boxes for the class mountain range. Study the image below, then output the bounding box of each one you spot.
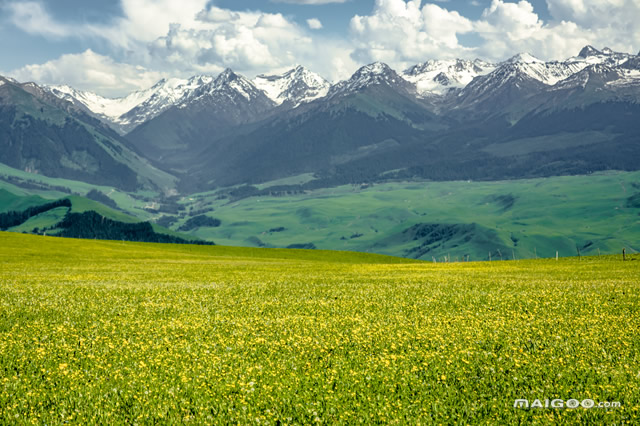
[2,45,639,193]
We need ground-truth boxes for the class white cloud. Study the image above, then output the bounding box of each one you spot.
[545,0,640,55]
[350,0,639,65]
[8,49,165,97]
[271,0,348,4]
[3,1,75,38]
[139,4,357,82]
[5,2,357,93]
[87,0,211,49]
[307,18,323,30]
[350,0,474,67]
[144,7,318,75]
[474,0,600,61]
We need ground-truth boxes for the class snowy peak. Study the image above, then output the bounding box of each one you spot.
[358,62,393,75]
[44,71,273,132]
[571,46,632,68]
[178,69,274,109]
[46,84,155,119]
[579,45,601,58]
[45,76,217,134]
[117,76,213,131]
[505,53,544,64]
[214,68,239,86]
[553,63,631,90]
[0,75,18,87]
[254,66,330,107]
[329,62,414,98]
[36,47,640,133]
[350,62,399,84]
[483,53,594,87]
[403,59,496,96]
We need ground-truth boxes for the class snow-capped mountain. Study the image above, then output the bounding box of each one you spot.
[117,76,213,133]
[126,69,276,166]
[450,46,640,114]
[495,48,637,88]
[328,62,415,98]
[45,77,214,134]
[495,53,586,86]
[176,69,273,110]
[3,45,640,194]
[0,76,18,86]
[45,67,328,133]
[551,63,638,92]
[403,59,495,96]
[574,45,633,66]
[254,66,330,107]
[41,45,640,135]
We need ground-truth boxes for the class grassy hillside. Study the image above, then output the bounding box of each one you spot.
[1,232,638,423]
[3,168,640,260]
[0,162,167,221]
[173,171,640,261]
[0,187,200,244]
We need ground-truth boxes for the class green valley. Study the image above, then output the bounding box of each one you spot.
[1,163,639,261]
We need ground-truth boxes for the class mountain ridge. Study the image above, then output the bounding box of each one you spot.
[37,46,640,136]
[2,45,639,193]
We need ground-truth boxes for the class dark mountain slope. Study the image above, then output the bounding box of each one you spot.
[0,77,176,192]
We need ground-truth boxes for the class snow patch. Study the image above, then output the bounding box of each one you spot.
[254,66,330,106]
[48,84,157,118]
[403,59,496,96]
[506,53,544,64]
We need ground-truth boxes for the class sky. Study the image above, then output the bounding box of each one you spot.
[1,0,638,97]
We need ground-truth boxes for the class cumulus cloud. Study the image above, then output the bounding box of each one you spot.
[3,1,75,38]
[144,7,318,76]
[545,0,640,55]
[271,0,349,4]
[350,0,474,67]
[86,0,211,49]
[474,0,616,61]
[5,1,358,93]
[350,0,638,64]
[9,49,165,97]
[307,18,323,30]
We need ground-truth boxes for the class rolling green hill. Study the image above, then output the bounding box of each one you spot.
[168,171,640,261]
[0,188,203,244]
[2,169,639,261]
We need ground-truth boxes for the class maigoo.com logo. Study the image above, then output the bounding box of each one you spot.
[514,398,621,409]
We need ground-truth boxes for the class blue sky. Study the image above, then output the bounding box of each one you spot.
[1,0,637,96]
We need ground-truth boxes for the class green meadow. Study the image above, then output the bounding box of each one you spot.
[2,160,639,261]
[1,232,638,423]
[177,171,640,261]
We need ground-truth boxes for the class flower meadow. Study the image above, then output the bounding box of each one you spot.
[1,232,639,424]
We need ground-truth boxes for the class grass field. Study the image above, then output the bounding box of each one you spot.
[1,232,638,423]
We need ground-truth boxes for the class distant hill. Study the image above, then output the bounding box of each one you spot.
[0,190,211,245]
